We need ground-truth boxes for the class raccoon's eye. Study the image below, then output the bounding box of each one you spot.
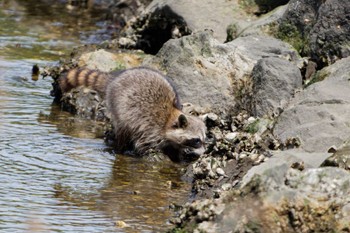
[184,138,202,149]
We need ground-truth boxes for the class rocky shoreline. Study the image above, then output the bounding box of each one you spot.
[43,0,350,232]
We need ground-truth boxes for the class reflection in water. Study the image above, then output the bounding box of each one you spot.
[54,155,190,232]
[37,104,107,139]
[0,0,191,232]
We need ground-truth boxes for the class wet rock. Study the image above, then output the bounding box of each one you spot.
[249,57,302,117]
[115,220,127,228]
[144,31,300,116]
[60,87,109,121]
[276,0,350,66]
[274,57,350,153]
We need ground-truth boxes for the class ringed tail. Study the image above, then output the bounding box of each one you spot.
[58,68,108,94]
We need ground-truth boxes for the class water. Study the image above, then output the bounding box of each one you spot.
[0,1,190,232]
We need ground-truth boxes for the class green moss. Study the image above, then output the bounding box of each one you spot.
[226,23,239,42]
[168,228,190,233]
[272,22,309,55]
[168,223,199,233]
[239,0,259,14]
[304,70,330,88]
[246,220,263,233]
[114,62,126,71]
[245,119,260,134]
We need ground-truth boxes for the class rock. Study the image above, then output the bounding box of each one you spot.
[78,49,144,72]
[224,132,238,141]
[179,161,350,232]
[78,49,120,72]
[216,168,225,177]
[321,142,350,171]
[144,31,300,116]
[249,153,259,161]
[115,220,127,228]
[239,0,289,15]
[230,4,288,39]
[202,167,350,233]
[203,112,220,128]
[118,0,241,54]
[276,0,350,66]
[273,57,350,153]
[106,0,152,28]
[227,34,300,65]
[60,87,108,121]
[241,149,331,187]
[250,57,302,117]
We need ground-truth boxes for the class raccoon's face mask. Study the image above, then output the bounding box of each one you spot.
[162,114,206,162]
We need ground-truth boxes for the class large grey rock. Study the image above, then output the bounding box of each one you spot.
[241,149,331,187]
[146,0,235,42]
[194,151,350,232]
[118,0,239,54]
[78,50,121,72]
[144,31,300,116]
[183,162,350,232]
[250,57,302,117]
[274,57,350,153]
[228,4,288,40]
[277,0,350,65]
[205,167,350,233]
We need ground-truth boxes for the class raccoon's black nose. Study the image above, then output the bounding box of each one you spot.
[184,138,202,148]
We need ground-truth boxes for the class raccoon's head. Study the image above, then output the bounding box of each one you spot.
[161,114,207,162]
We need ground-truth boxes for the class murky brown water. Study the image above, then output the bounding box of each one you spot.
[0,1,190,232]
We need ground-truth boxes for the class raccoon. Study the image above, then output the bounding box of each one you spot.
[58,67,207,162]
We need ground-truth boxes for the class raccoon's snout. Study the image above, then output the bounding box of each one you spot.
[183,138,203,149]
[183,148,201,161]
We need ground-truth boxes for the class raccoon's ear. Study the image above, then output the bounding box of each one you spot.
[178,114,188,128]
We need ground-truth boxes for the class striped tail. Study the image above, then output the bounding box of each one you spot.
[58,68,108,95]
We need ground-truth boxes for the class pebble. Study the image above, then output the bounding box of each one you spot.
[216,167,225,176]
[221,183,232,191]
[250,153,259,161]
[327,146,337,153]
[115,221,127,228]
[253,154,266,165]
[206,112,219,122]
[225,132,238,141]
[239,153,248,159]
[247,116,256,124]
[231,124,237,132]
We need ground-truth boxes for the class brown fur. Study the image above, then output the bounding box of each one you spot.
[59,68,108,95]
[59,67,206,161]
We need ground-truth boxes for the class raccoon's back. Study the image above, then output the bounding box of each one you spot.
[106,67,181,134]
